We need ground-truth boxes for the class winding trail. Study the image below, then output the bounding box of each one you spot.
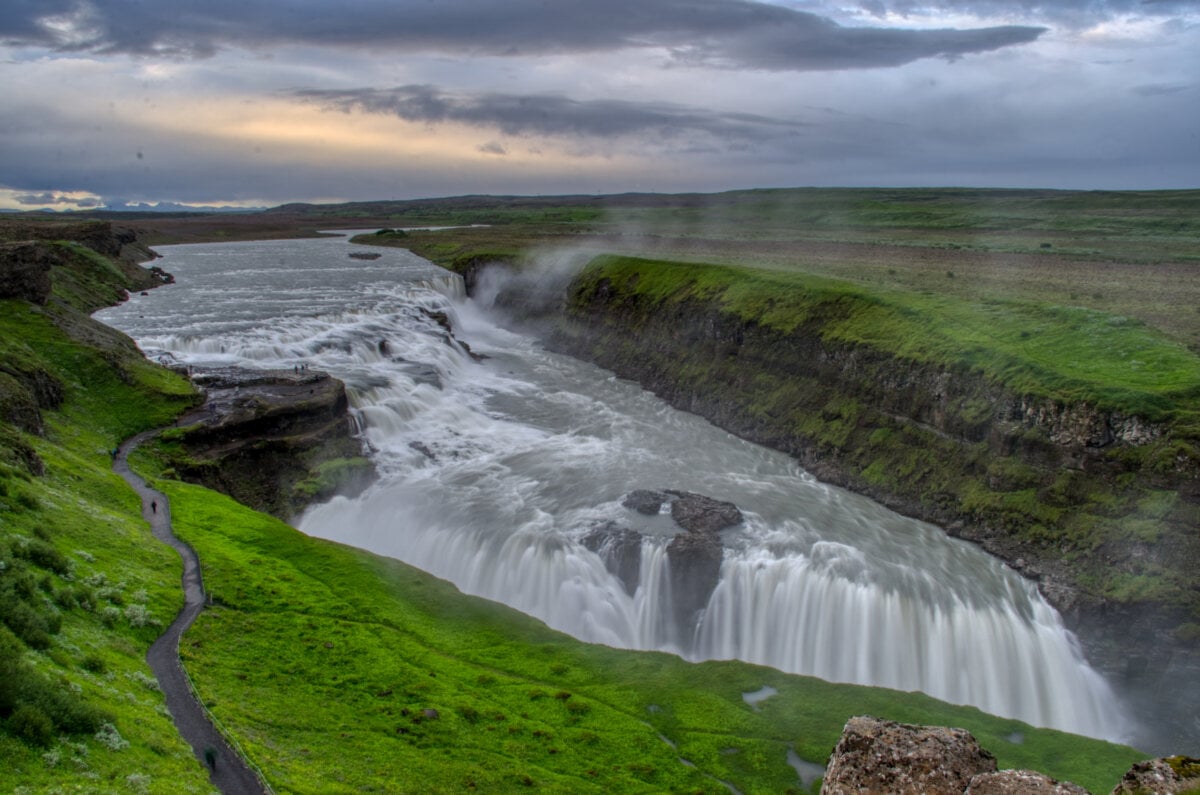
[114,430,268,795]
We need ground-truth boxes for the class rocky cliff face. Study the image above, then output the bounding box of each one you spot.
[163,366,374,520]
[0,226,181,476]
[0,242,57,304]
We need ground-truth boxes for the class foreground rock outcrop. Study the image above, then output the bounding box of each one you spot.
[1110,755,1200,794]
[165,366,374,519]
[821,717,1200,795]
[821,716,999,794]
[822,716,1200,795]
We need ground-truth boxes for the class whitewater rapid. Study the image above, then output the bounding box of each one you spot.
[96,233,1130,742]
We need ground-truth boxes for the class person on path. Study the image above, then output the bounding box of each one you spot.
[151,500,157,514]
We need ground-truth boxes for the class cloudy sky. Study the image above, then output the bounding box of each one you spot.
[1,0,1196,209]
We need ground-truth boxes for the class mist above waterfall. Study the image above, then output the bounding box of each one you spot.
[97,233,1133,745]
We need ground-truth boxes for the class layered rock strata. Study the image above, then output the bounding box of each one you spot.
[166,366,374,519]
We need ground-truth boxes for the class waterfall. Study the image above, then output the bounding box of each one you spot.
[95,234,1133,744]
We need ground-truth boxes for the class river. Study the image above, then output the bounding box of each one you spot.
[96,232,1133,745]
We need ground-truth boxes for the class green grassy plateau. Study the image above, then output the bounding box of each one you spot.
[576,254,1200,420]
[0,210,1157,793]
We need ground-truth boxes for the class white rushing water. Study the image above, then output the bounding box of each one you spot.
[96,233,1130,742]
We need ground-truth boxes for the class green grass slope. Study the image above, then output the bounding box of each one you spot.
[148,478,1143,794]
[0,297,210,790]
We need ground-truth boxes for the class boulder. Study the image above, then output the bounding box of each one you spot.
[1110,756,1200,794]
[821,716,997,795]
[967,770,1089,794]
[623,489,667,515]
[581,522,643,596]
[665,489,743,534]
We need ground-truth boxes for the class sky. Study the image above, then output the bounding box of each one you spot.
[1,0,1197,210]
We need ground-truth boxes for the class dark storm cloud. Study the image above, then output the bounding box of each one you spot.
[294,85,805,144]
[2,0,1044,70]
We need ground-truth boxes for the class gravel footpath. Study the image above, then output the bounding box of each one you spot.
[115,430,268,795]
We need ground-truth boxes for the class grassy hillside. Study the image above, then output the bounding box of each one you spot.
[138,476,1143,794]
[0,283,209,788]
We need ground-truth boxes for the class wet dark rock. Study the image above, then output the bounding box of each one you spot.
[665,528,724,629]
[456,338,487,362]
[623,489,667,515]
[821,716,997,795]
[582,522,643,596]
[1110,756,1200,794]
[409,441,437,461]
[420,308,453,334]
[417,307,486,361]
[665,490,743,534]
[613,488,741,627]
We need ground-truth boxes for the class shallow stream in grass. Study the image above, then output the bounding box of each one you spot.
[98,232,1136,746]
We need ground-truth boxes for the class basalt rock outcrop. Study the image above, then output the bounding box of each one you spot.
[581,522,643,596]
[165,366,374,519]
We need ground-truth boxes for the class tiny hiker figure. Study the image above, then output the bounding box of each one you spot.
[151,500,157,514]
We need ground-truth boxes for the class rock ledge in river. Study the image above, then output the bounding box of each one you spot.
[610,489,744,627]
[167,365,374,519]
[581,522,643,596]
